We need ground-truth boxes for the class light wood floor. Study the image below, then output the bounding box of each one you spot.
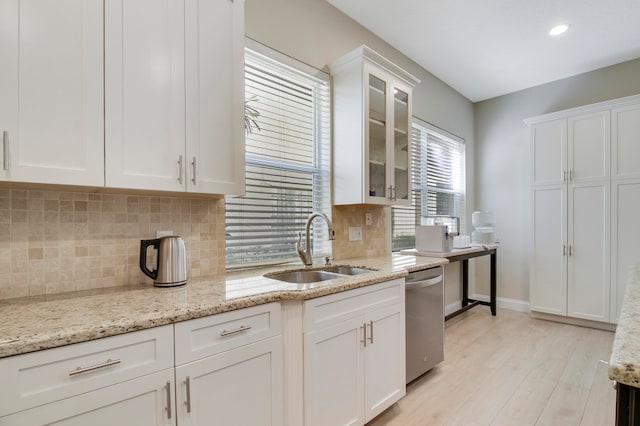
[369,308,616,426]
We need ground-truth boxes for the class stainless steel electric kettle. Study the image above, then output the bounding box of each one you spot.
[139,236,187,287]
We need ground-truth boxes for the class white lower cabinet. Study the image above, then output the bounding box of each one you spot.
[175,336,283,426]
[1,369,176,426]
[173,302,284,426]
[303,279,406,426]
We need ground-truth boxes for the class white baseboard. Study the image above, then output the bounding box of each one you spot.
[445,295,530,316]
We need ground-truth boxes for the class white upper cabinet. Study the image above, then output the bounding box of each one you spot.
[0,0,104,186]
[612,103,640,180]
[330,46,419,206]
[105,0,185,192]
[530,119,566,186]
[185,0,245,195]
[105,0,245,195]
[567,110,610,183]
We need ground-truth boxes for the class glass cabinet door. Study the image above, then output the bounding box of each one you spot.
[393,87,410,202]
[368,73,387,199]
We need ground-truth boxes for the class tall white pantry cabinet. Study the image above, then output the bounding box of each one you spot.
[526,95,640,324]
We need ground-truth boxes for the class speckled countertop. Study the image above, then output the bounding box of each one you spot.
[0,254,447,358]
[609,263,640,387]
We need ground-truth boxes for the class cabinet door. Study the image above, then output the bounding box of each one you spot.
[568,110,610,183]
[184,0,245,195]
[0,369,175,426]
[391,81,412,206]
[612,103,640,180]
[0,0,104,186]
[304,317,365,426]
[176,336,283,426]
[530,119,566,186]
[364,63,390,205]
[105,0,186,191]
[530,185,567,315]
[364,302,406,423]
[611,180,640,323]
[567,182,610,322]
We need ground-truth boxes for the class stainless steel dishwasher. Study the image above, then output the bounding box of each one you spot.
[405,265,444,384]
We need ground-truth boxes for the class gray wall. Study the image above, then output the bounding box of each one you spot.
[474,58,640,303]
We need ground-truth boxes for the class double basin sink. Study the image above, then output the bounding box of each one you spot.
[264,265,374,284]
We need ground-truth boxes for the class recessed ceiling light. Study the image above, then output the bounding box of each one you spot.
[549,24,569,36]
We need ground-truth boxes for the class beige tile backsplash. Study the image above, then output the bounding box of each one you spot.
[331,205,389,260]
[0,189,225,300]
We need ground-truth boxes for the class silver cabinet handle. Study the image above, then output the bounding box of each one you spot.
[184,376,192,413]
[165,381,172,419]
[563,170,567,182]
[368,320,374,344]
[361,323,367,347]
[177,155,183,184]
[220,325,252,336]
[68,358,121,376]
[563,244,566,256]
[387,185,393,201]
[191,156,197,185]
[570,169,574,182]
[3,131,8,171]
[569,245,573,256]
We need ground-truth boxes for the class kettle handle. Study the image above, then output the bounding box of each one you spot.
[140,239,161,280]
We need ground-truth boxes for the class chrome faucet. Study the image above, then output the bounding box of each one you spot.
[297,212,336,266]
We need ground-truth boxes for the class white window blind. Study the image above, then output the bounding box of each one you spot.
[225,46,331,266]
[392,118,465,251]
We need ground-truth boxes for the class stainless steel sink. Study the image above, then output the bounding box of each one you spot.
[322,266,373,275]
[265,265,375,283]
[265,270,339,283]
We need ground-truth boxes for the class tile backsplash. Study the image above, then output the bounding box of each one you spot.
[331,205,389,260]
[0,189,225,300]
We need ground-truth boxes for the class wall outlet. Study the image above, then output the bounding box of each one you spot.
[348,226,362,241]
[156,230,174,238]
[365,212,372,226]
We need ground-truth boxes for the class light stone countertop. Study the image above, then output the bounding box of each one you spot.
[609,263,640,387]
[0,254,447,358]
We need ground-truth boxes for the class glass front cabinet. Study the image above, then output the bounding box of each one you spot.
[330,46,419,205]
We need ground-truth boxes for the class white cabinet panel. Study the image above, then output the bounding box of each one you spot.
[105,0,186,191]
[304,317,364,426]
[1,369,176,426]
[185,0,245,195]
[530,119,566,186]
[612,103,640,179]
[567,182,610,322]
[568,110,610,182]
[176,336,283,426]
[364,302,405,423]
[530,186,567,316]
[611,180,640,323]
[0,0,104,186]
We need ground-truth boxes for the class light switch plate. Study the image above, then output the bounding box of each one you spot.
[348,227,362,241]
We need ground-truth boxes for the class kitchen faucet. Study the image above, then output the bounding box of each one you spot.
[297,212,335,266]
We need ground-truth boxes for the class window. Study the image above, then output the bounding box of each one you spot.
[392,118,465,251]
[225,43,331,266]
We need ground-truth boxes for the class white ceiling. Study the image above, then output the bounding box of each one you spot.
[327,0,640,102]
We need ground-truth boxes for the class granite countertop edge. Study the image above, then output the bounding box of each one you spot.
[0,254,448,358]
[609,263,640,387]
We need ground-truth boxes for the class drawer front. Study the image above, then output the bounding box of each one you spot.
[174,302,282,365]
[304,279,404,332]
[0,325,174,417]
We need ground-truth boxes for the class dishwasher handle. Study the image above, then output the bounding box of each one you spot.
[405,276,442,290]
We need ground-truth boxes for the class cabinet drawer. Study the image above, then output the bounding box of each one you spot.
[304,279,404,332]
[174,302,282,365]
[0,325,174,417]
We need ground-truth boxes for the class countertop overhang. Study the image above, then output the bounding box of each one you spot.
[0,254,447,358]
[609,264,640,387]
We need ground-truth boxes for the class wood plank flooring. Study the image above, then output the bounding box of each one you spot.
[368,308,616,426]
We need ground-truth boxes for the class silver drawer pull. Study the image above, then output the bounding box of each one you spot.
[68,358,121,376]
[220,325,252,337]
